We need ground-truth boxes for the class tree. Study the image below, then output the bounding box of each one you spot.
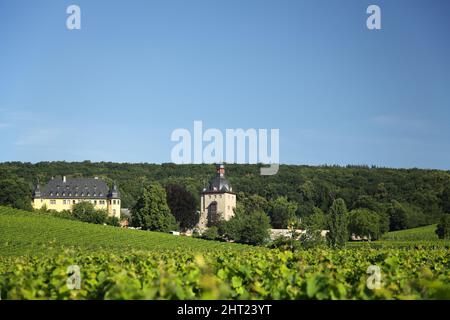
[72,201,107,224]
[441,186,450,214]
[131,183,178,232]
[239,193,270,214]
[0,178,32,211]
[388,200,408,231]
[165,184,198,231]
[326,198,348,248]
[269,196,298,229]
[220,205,270,245]
[436,215,450,239]
[301,207,326,230]
[347,209,382,240]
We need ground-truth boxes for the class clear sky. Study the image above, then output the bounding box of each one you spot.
[1,0,449,169]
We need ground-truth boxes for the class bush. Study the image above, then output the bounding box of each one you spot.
[202,226,220,240]
[72,202,107,224]
[105,216,120,227]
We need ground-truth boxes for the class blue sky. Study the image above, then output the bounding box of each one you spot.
[1,0,449,169]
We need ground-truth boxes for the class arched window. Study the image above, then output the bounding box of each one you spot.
[207,201,218,227]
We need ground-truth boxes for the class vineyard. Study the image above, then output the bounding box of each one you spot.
[1,248,449,299]
[0,206,253,257]
[1,206,450,300]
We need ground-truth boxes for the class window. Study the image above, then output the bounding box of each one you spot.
[63,200,66,205]
[113,200,116,205]
[100,200,105,205]
[50,200,56,205]
[113,209,116,215]
[94,200,97,205]
[73,200,76,204]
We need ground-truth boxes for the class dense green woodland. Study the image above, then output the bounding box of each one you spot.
[1,162,450,232]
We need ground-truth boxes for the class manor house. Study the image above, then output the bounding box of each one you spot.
[32,176,121,218]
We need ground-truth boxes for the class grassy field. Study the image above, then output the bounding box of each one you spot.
[381,225,439,241]
[0,206,255,257]
[347,224,450,249]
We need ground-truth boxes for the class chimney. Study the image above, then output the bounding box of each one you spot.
[216,164,225,176]
[63,176,66,183]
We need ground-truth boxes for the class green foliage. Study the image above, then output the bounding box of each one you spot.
[0,248,449,300]
[381,224,439,241]
[202,226,220,241]
[105,216,120,227]
[301,207,326,230]
[436,215,450,239]
[388,200,408,231]
[1,206,450,300]
[0,176,32,211]
[220,205,270,245]
[165,184,198,231]
[131,183,178,232]
[1,162,449,231]
[72,202,108,224]
[238,193,270,214]
[348,209,382,240]
[269,196,298,228]
[441,186,450,214]
[326,198,348,248]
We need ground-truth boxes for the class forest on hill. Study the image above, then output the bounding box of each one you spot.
[1,161,450,231]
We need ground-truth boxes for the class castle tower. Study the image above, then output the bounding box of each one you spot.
[198,164,236,230]
[107,182,121,218]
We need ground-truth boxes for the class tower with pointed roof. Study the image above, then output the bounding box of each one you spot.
[198,164,236,229]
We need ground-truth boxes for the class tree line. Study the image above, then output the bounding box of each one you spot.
[1,161,450,243]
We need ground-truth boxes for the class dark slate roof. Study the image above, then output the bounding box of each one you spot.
[207,176,232,192]
[202,165,233,193]
[36,177,119,199]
